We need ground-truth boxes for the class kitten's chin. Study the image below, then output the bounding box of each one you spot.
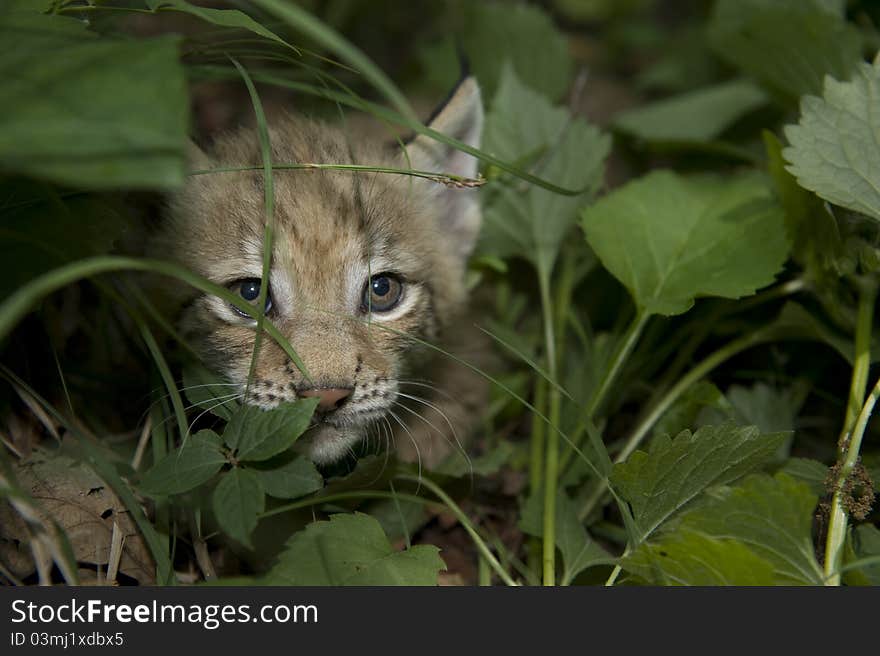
[297,424,361,465]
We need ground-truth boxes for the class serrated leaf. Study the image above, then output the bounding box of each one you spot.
[611,424,788,542]
[223,398,318,462]
[480,65,609,275]
[708,0,862,103]
[250,453,323,499]
[182,364,239,421]
[264,513,446,585]
[677,474,823,584]
[582,170,789,316]
[653,381,726,439]
[783,61,880,222]
[212,467,264,548]
[614,79,768,143]
[147,1,296,52]
[520,489,613,584]
[139,430,225,496]
[623,528,777,586]
[0,12,187,189]
[764,131,844,279]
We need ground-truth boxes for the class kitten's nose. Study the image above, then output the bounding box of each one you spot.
[299,387,353,413]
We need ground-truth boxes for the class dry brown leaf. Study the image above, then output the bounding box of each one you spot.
[0,452,155,584]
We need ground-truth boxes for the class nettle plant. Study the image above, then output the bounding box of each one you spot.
[1,0,880,586]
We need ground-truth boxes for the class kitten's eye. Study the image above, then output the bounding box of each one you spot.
[229,278,272,316]
[363,273,403,312]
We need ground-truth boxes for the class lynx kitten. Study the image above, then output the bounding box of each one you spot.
[156,78,488,467]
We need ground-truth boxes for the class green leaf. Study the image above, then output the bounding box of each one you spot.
[653,381,726,439]
[480,65,609,275]
[0,190,126,302]
[708,0,862,103]
[223,398,319,462]
[623,528,777,585]
[520,489,613,584]
[264,512,446,585]
[778,458,829,496]
[212,467,265,548]
[582,170,789,316]
[783,61,880,222]
[677,474,824,584]
[766,302,854,365]
[250,453,323,499]
[614,79,768,143]
[147,1,297,52]
[181,363,240,421]
[611,424,788,542]
[764,130,844,281]
[418,3,571,101]
[846,524,880,585]
[698,383,808,443]
[140,430,226,496]
[0,12,188,189]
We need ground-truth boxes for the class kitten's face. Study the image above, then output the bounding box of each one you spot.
[161,79,483,464]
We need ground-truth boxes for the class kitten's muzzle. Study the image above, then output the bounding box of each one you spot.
[299,386,353,413]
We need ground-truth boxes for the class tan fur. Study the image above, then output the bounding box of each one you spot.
[154,79,488,466]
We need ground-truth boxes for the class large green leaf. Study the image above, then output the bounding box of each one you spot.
[139,430,226,496]
[480,65,609,275]
[0,188,126,301]
[614,79,768,143]
[0,12,188,189]
[264,513,446,585]
[418,2,572,101]
[250,453,323,500]
[212,467,265,548]
[783,61,880,223]
[708,0,862,103]
[611,424,788,542]
[623,528,777,585]
[581,170,789,316]
[846,524,880,585]
[223,398,319,462]
[677,474,823,584]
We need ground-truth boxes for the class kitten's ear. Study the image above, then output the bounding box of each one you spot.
[186,140,212,170]
[403,76,484,259]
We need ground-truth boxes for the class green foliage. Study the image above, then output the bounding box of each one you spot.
[614,79,768,143]
[581,170,790,316]
[0,11,187,189]
[212,467,265,548]
[418,2,571,100]
[223,398,319,462]
[708,0,863,103]
[784,61,880,222]
[611,424,789,542]
[624,474,822,585]
[263,513,446,585]
[250,453,323,499]
[140,430,226,496]
[480,64,609,276]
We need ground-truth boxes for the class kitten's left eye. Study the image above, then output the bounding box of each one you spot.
[362,273,403,313]
[229,278,272,316]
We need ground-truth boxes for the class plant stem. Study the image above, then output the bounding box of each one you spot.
[397,475,519,587]
[538,268,560,586]
[578,328,771,521]
[824,279,877,585]
[558,311,648,473]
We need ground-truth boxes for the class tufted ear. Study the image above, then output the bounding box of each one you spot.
[403,76,484,259]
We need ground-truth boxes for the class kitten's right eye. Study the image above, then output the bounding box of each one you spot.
[228,278,272,316]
